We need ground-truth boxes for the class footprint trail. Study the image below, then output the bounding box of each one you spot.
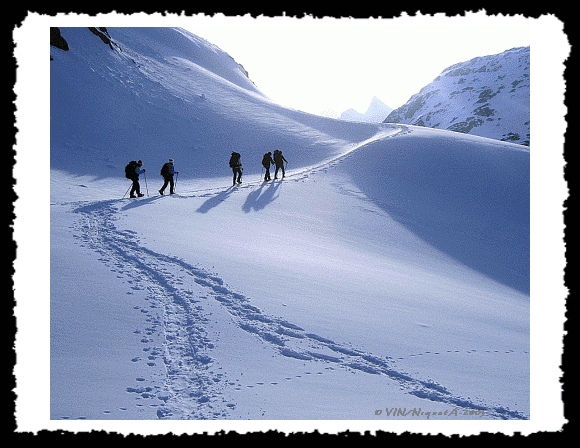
[71,198,527,420]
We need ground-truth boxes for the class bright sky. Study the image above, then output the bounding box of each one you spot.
[182,15,531,117]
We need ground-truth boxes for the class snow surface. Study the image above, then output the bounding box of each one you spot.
[44,27,530,429]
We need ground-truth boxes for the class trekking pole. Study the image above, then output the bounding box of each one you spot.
[143,172,149,197]
[122,184,131,199]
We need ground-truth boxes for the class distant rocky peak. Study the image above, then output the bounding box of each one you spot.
[339,96,393,123]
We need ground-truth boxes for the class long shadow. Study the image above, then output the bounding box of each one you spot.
[73,199,119,214]
[120,195,164,211]
[196,186,236,214]
[242,180,282,213]
[72,196,162,215]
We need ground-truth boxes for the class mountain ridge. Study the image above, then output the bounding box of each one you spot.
[384,46,530,146]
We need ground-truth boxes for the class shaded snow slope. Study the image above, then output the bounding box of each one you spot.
[338,126,529,294]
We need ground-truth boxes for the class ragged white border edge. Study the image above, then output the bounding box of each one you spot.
[13,12,569,436]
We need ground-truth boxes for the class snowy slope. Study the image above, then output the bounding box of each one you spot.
[48,27,529,425]
[339,96,393,123]
[50,27,380,180]
[384,47,530,146]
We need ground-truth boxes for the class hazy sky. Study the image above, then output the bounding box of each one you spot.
[183,15,531,117]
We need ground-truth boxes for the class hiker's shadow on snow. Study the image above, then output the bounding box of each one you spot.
[196,186,236,214]
[120,196,164,211]
[242,180,281,213]
[74,199,119,214]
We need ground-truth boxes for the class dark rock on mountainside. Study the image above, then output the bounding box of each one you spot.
[50,27,69,52]
[384,47,530,146]
[88,27,115,50]
[51,27,120,60]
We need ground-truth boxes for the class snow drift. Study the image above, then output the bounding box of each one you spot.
[48,27,529,425]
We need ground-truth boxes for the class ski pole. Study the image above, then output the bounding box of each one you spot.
[260,166,263,182]
[143,172,149,197]
[174,172,179,193]
[122,184,131,199]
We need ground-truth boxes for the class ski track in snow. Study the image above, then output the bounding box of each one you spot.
[65,172,528,420]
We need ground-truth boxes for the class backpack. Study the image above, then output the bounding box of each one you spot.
[262,153,271,168]
[125,161,137,179]
[160,162,171,177]
[229,152,241,168]
[273,150,283,164]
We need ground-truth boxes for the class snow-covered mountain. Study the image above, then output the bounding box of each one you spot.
[42,27,529,426]
[384,47,530,146]
[50,27,379,181]
[339,96,393,123]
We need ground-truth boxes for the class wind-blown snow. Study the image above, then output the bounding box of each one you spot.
[48,27,529,425]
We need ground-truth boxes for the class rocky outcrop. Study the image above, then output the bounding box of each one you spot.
[51,27,120,60]
[88,27,117,51]
[50,27,69,52]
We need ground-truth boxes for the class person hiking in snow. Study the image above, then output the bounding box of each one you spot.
[262,151,275,181]
[125,160,145,198]
[229,152,243,186]
[159,158,177,195]
[273,149,288,179]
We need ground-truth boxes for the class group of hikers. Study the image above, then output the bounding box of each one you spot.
[125,150,288,198]
[124,158,177,198]
[229,149,288,185]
